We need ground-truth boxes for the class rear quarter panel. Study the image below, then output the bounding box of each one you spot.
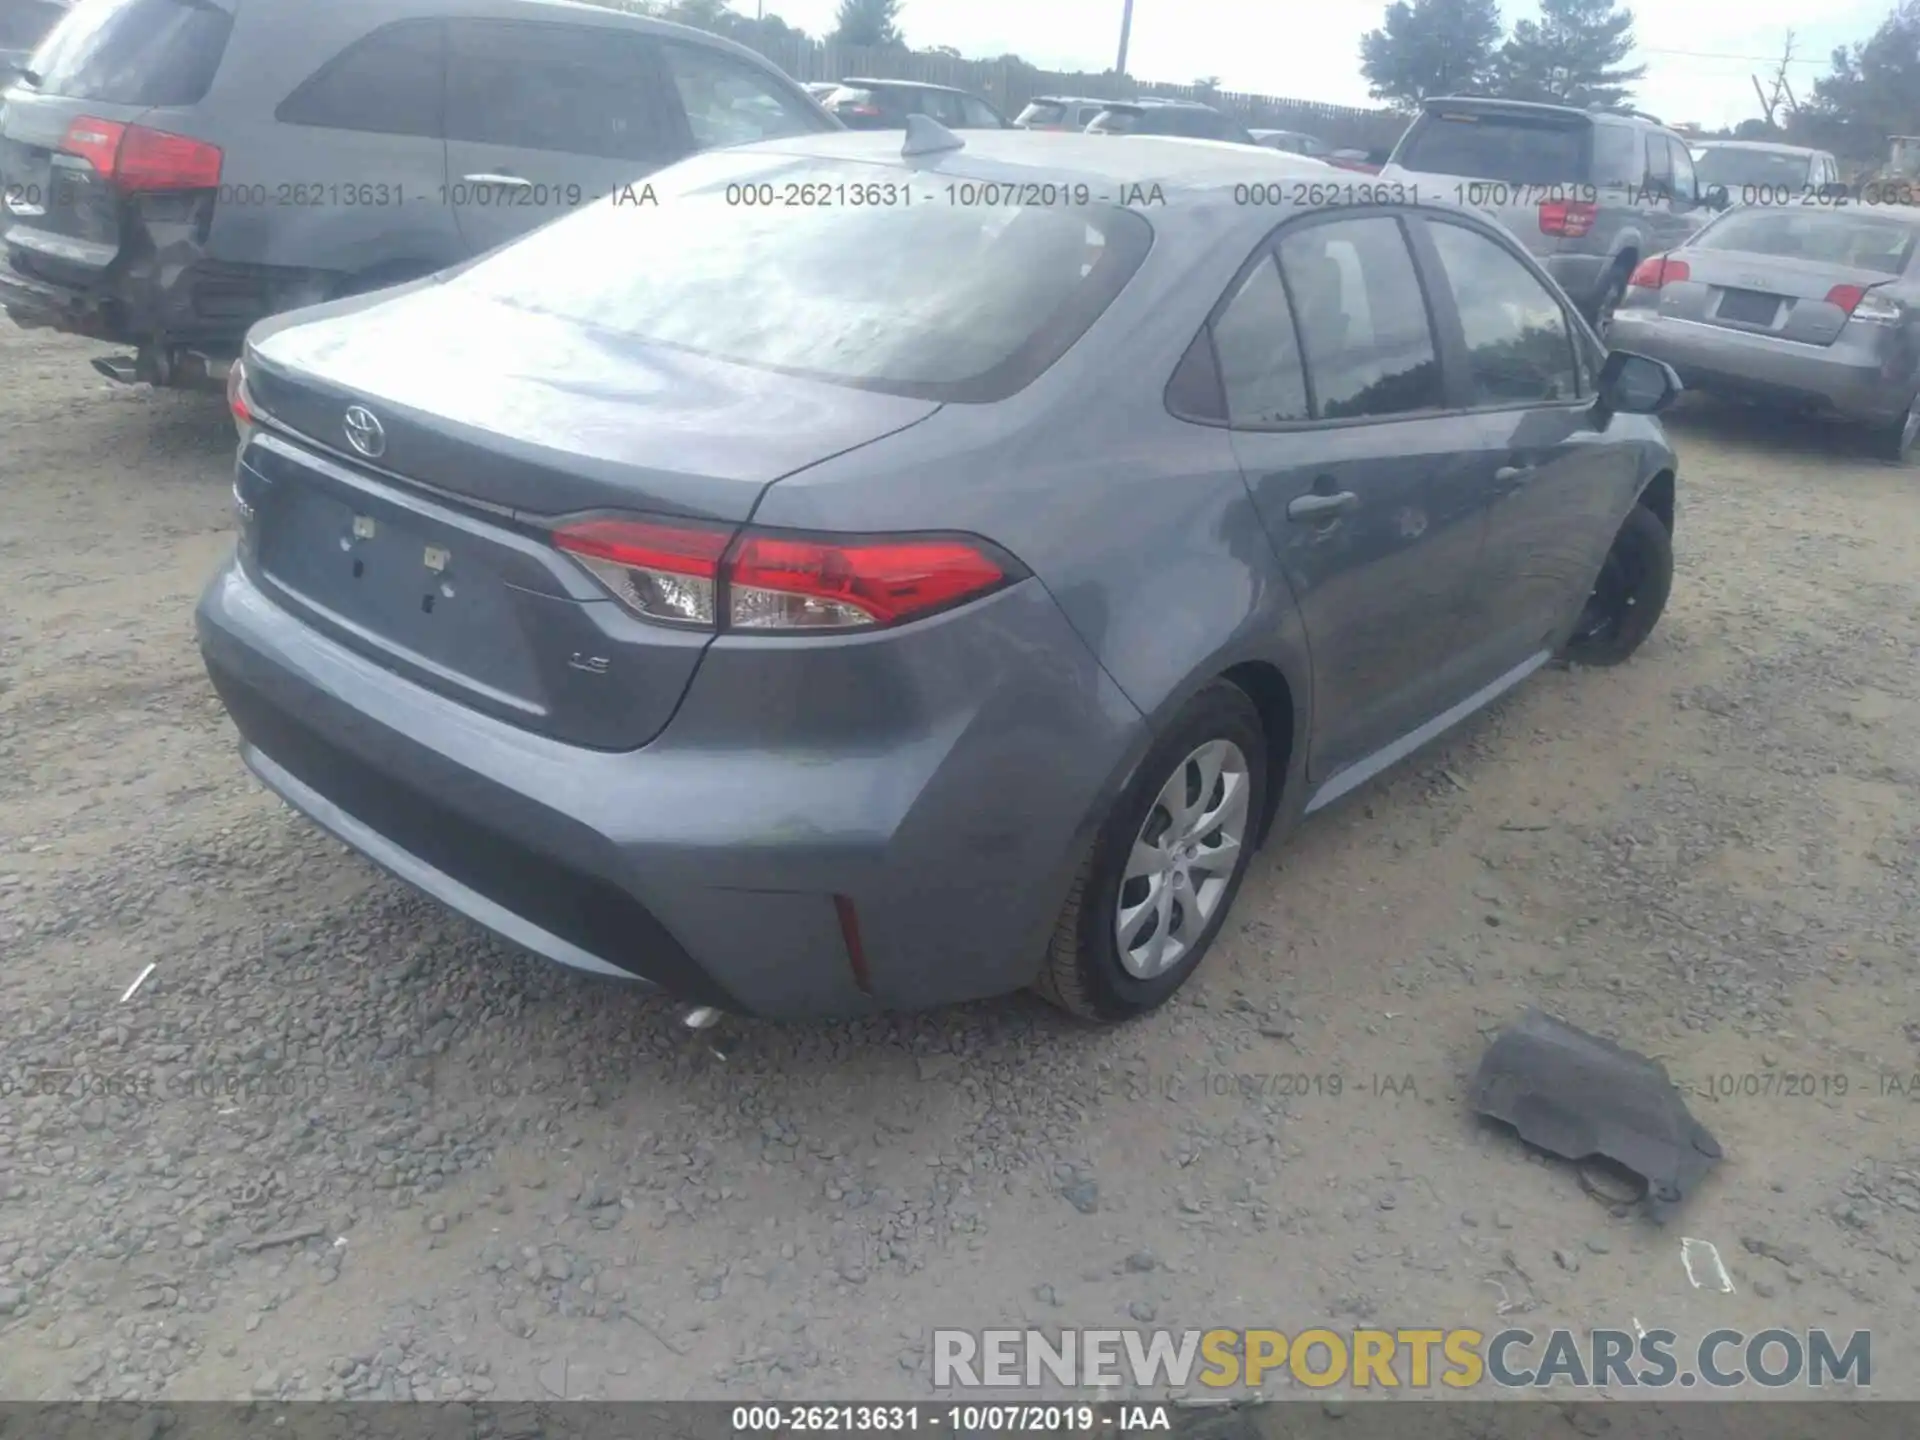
[748,209,1315,813]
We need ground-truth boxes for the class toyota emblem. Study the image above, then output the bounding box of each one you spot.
[343,404,386,459]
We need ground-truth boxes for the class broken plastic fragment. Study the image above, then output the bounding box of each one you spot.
[1469,1008,1722,1221]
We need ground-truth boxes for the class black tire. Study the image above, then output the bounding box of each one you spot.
[1875,395,1920,464]
[1034,681,1268,1023]
[1586,260,1631,335]
[1561,502,1672,668]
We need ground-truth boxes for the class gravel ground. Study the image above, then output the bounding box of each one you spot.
[1,324,1916,1405]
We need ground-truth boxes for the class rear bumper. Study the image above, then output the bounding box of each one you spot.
[1609,309,1913,423]
[1,244,324,350]
[196,554,1144,1020]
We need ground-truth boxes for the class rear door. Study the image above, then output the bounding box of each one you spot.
[1,0,233,289]
[1219,211,1491,780]
[442,18,687,256]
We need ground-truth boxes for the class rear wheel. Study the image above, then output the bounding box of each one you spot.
[1035,682,1268,1022]
[1587,259,1631,336]
[1561,502,1672,667]
[1876,395,1920,465]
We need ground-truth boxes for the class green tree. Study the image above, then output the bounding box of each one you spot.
[659,0,742,34]
[830,0,904,47]
[1359,0,1503,108]
[1496,0,1644,108]
[1807,1,1920,157]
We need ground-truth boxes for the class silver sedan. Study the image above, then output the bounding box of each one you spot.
[1609,203,1920,461]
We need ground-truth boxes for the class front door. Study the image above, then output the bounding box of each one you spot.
[1416,215,1644,671]
[1216,212,1491,781]
[442,18,689,257]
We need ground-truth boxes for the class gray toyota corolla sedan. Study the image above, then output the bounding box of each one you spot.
[197,124,1682,1023]
[1609,203,1920,462]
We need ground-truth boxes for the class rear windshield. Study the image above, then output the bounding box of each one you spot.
[1692,147,1815,190]
[25,0,230,105]
[1393,111,1589,184]
[456,155,1156,402]
[1695,208,1918,275]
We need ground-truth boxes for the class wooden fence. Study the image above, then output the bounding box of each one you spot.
[735,35,1409,153]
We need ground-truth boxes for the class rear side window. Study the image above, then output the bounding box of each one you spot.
[1088,108,1138,134]
[1211,254,1308,425]
[446,20,682,164]
[1394,111,1589,185]
[1276,216,1441,420]
[959,96,1001,128]
[656,41,825,150]
[277,21,444,138]
[457,154,1155,402]
[25,0,232,106]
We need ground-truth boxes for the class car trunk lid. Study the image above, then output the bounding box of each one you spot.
[238,281,943,750]
[1651,249,1901,345]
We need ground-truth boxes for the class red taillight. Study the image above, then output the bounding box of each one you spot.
[1825,283,1865,314]
[59,116,124,176]
[1539,200,1597,237]
[551,517,1014,632]
[553,518,730,627]
[1628,256,1688,289]
[729,532,1006,630]
[59,116,222,191]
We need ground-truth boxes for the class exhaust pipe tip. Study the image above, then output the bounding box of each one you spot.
[91,355,140,384]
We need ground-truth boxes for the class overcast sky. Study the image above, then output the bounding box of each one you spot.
[760,0,1894,129]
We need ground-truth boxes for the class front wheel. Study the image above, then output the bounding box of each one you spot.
[1034,681,1268,1022]
[1561,502,1673,667]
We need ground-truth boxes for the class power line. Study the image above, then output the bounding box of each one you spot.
[1637,46,1825,65]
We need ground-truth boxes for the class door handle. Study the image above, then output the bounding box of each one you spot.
[1286,489,1359,521]
[1495,464,1536,486]
[462,173,534,189]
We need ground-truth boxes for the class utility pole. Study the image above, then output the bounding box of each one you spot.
[1115,0,1134,75]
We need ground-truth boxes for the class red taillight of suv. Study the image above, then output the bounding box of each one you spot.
[1628,256,1690,289]
[553,516,1018,633]
[227,354,256,437]
[1539,200,1597,237]
[59,116,223,191]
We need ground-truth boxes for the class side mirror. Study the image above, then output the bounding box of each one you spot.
[1598,350,1682,416]
[1704,184,1730,211]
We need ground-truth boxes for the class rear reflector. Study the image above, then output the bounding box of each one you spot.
[60,116,222,192]
[1628,256,1688,289]
[1539,200,1597,237]
[551,516,1016,633]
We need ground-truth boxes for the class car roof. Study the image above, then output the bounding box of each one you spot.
[1096,98,1220,113]
[1028,95,1108,106]
[737,128,1387,197]
[839,76,971,96]
[1696,140,1823,156]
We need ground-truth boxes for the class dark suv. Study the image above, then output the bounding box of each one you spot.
[0,0,835,388]
[1086,99,1256,146]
